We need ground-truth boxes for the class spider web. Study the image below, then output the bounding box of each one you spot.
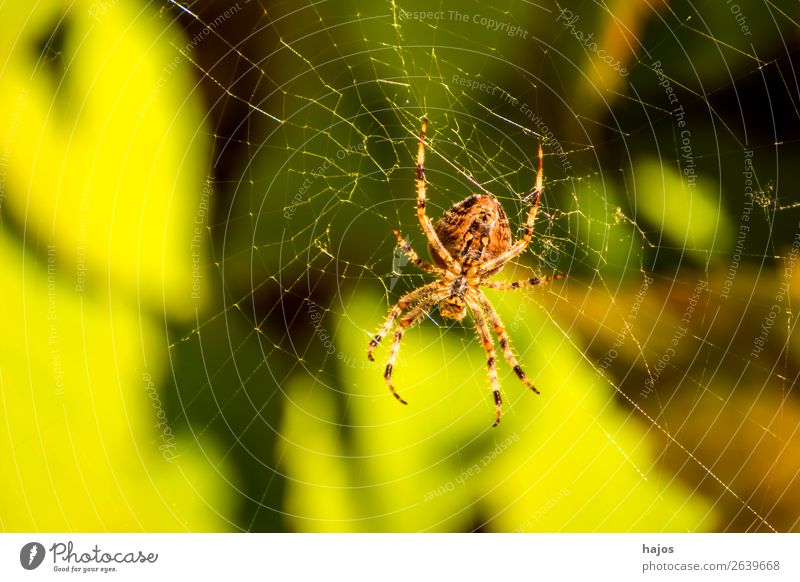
[161,0,800,532]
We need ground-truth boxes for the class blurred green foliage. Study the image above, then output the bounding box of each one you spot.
[278,289,715,531]
[0,0,231,529]
[1,0,798,533]
[633,158,734,258]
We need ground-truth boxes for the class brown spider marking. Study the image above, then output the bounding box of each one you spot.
[369,118,564,427]
[431,194,512,275]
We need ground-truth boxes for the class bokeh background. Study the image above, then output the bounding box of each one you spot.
[1,0,799,532]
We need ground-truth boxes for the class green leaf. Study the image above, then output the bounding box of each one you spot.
[0,0,210,319]
[0,1,231,531]
[634,157,733,259]
[277,285,717,531]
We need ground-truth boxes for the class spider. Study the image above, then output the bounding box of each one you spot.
[368,118,564,427]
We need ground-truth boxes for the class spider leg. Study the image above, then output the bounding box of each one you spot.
[472,290,540,396]
[479,144,544,275]
[368,280,440,361]
[482,273,565,291]
[392,227,444,275]
[465,297,503,427]
[416,118,458,270]
[384,294,446,405]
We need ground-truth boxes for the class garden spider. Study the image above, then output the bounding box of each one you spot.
[368,118,564,427]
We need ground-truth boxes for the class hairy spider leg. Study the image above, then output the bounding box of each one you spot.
[370,124,561,426]
[482,273,566,291]
[479,143,544,275]
[466,297,503,426]
[473,290,540,397]
[383,293,448,405]
[368,281,440,361]
[416,118,458,270]
[391,227,444,275]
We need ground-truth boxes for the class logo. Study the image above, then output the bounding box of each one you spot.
[389,237,411,291]
[20,542,46,570]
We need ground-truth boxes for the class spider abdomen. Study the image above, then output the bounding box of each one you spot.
[429,194,512,274]
[370,119,552,426]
